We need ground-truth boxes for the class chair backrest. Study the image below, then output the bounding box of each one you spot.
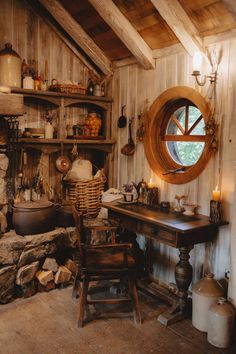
[72,207,135,271]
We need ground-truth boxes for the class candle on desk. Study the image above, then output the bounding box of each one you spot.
[212,185,220,201]
[148,178,155,189]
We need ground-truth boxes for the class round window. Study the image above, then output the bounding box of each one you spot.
[144,87,215,184]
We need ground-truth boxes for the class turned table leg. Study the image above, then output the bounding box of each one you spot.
[175,246,193,312]
[158,246,193,326]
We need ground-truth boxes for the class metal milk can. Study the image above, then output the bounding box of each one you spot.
[192,272,224,332]
[207,297,235,348]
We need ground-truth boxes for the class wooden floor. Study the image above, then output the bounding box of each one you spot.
[0,285,235,354]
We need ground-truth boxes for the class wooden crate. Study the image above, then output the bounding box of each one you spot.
[0,93,24,116]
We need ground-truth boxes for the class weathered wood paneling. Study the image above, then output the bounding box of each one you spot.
[0,0,88,131]
[112,40,236,303]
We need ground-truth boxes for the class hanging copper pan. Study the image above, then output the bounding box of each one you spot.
[55,143,71,173]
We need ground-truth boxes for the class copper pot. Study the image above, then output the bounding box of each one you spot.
[12,201,56,236]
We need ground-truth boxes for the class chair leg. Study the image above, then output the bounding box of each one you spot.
[128,275,141,325]
[78,276,89,328]
[72,271,81,299]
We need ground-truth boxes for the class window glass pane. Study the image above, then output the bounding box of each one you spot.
[166,141,205,166]
[189,106,205,135]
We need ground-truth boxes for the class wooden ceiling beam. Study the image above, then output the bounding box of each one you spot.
[88,0,155,70]
[222,0,236,21]
[150,0,204,57]
[38,0,113,75]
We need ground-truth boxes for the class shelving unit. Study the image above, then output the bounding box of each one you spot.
[12,88,115,187]
[11,87,113,140]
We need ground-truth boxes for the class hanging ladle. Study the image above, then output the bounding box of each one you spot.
[121,118,135,156]
[118,105,127,128]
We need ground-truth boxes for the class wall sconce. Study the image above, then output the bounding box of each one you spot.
[192,51,217,86]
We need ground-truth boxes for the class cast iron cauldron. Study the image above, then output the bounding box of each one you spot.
[55,202,75,228]
[12,201,56,236]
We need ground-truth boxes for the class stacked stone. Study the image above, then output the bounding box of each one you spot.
[0,227,78,303]
[0,154,8,233]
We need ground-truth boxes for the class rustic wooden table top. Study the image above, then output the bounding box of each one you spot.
[102,201,228,234]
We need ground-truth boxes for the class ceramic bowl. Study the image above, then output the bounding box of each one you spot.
[183,203,196,215]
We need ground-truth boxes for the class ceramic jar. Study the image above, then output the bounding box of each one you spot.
[192,272,224,332]
[23,76,34,89]
[45,122,54,139]
[207,297,235,348]
[94,84,101,96]
[0,43,21,87]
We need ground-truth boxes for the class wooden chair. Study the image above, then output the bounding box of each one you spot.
[73,208,141,327]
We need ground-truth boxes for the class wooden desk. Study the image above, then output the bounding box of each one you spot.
[102,201,228,325]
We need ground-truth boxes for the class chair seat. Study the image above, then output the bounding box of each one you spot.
[84,244,136,270]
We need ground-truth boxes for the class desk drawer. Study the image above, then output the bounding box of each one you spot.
[137,223,176,246]
[109,211,176,247]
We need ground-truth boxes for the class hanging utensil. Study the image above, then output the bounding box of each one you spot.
[55,142,71,173]
[121,118,135,156]
[118,105,127,128]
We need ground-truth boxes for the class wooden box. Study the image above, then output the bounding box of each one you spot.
[0,93,24,116]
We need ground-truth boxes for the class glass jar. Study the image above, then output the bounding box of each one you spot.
[85,113,102,137]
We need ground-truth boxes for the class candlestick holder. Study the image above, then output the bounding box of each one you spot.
[209,200,222,223]
[147,187,158,207]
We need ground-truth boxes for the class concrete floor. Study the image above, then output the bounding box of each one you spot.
[0,286,235,354]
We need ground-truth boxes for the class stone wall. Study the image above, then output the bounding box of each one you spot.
[0,227,78,303]
[0,153,8,233]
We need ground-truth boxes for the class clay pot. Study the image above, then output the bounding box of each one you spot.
[12,201,56,236]
[0,43,21,87]
[192,272,224,332]
[207,297,235,348]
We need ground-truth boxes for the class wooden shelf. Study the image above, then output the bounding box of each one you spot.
[11,87,113,105]
[18,138,115,153]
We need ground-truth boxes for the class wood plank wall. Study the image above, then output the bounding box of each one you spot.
[112,40,236,304]
[1,0,236,305]
[0,0,88,132]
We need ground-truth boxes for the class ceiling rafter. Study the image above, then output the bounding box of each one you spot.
[88,0,155,70]
[150,0,205,57]
[222,0,236,21]
[38,0,113,75]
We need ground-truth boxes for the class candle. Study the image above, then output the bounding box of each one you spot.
[148,178,155,189]
[212,185,220,201]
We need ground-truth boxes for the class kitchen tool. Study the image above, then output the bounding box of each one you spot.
[56,143,71,173]
[12,200,56,235]
[121,119,135,156]
[118,105,127,128]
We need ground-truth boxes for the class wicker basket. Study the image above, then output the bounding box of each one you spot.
[49,79,86,94]
[64,171,106,218]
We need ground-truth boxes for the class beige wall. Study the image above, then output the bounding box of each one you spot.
[112,39,236,305]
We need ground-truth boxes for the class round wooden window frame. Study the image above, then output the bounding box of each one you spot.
[144,86,214,184]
